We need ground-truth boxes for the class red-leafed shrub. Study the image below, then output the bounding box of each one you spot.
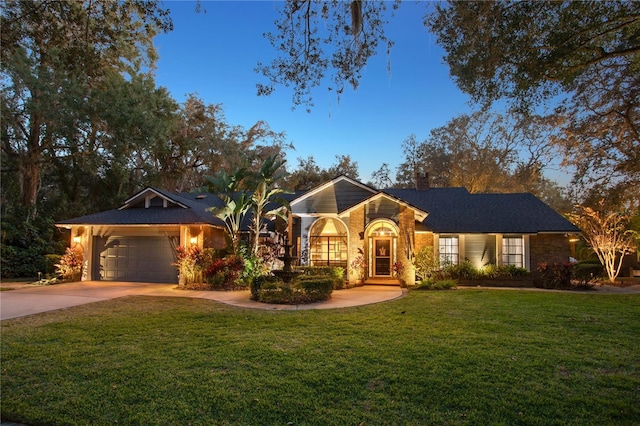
[204,255,245,289]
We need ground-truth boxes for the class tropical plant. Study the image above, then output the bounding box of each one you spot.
[392,260,404,278]
[173,245,211,285]
[537,262,573,290]
[204,255,245,289]
[247,155,290,256]
[55,246,84,282]
[413,246,440,281]
[204,169,252,253]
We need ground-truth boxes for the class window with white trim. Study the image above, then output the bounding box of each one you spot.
[309,218,348,268]
[439,236,459,266]
[502,236,524,267]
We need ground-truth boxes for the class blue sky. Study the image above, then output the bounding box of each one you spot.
[154,1,477,181]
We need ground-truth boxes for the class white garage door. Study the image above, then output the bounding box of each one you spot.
[93,236,178,283]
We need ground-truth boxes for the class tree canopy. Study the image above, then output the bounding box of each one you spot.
[394,111,568,208]
[259,1,639,204]
[256,0,398,111]
[1,0,173,217]
[429,0,640,204]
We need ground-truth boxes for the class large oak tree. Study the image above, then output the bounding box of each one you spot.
[428,0,640,204]
[1,0,172,218]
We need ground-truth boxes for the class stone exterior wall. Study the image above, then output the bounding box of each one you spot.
[348,206,366,282]
[398,206,416,285]
[529,234,572,285]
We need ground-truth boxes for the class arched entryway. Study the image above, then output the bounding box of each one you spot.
[366,220,399,278]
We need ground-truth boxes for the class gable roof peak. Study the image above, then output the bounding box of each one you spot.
[119,187,188,210]
[290,175,378,207]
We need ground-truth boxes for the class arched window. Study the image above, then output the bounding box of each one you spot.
[309,218,348,268]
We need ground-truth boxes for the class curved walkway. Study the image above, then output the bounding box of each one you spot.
[0,281,406,320]
[2,280,638,321]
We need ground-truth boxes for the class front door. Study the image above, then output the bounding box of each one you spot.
[373,238,392,277]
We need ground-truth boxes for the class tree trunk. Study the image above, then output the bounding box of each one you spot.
[21,112,44,220]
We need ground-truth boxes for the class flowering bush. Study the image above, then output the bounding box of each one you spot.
[55,246,83,281]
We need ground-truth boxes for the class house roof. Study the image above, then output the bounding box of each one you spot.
[56,187,227,228]
[384,188,580,234]
[57,180,579,236]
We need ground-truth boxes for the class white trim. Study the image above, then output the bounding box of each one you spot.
[306,217,350,267]
[119,187,189,210]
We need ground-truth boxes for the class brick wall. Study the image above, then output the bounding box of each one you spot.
[398,206,416,286]
[530,234,572,285]
[348,206,366,282]
[415,232,434,251]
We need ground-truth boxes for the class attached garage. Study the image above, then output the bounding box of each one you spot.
[93,235,178,283]
[56,187,228,284]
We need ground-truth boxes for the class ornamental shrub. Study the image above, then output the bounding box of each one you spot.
[414,278,457,290]
[204,254,245,289]
[414,246,439,281]
[439,260,478,280]
[45,254,62,275]
[55,247,84,281]
[537,262,573,289]
[251,275,281,300]
[295,266,346,289]
[437,262,530,281]
[296,275,334,300]
[0,245,47,278]
[251,274,333,304]
[571,262,602,289]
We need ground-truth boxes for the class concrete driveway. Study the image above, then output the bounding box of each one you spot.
[0,281,406,320]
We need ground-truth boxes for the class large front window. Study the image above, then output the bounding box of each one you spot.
[439,236,459,266]
[309,218,348,268]
[502,236,524,267]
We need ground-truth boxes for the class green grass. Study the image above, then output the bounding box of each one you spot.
[2,290,639,425]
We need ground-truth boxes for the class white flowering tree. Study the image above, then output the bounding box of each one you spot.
[569,203,637,283]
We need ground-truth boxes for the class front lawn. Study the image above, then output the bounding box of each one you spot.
[2,290,639,425]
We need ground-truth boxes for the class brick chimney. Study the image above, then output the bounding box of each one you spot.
[416,172,430,190]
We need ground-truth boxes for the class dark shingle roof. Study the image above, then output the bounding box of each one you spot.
[57,188,226,227]
[384,188,579,234]
[57,184,578,235]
